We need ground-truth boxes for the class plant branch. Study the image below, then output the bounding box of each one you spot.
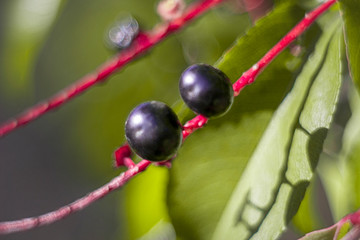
[0,160,151,234]
[232,0,336,96]
[0,0,225,139]
[0,0,337,235]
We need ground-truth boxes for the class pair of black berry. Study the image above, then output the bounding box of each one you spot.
[125,64,234,161]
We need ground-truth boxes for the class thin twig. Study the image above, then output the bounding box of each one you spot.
[0,0,337,235]
[0,0,225,138]
[232,0,337,96]
[0,160,151,234]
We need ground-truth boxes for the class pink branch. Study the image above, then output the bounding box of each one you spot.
[182,115,208,139]
[0,160,151,234]
[0,0,337,235]
[0,0,225,138]
[232,0,336,96]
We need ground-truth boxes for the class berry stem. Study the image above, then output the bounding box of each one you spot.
[113,144,132,168]
[232,0,337,96]
[0,0,337,235]
[182,115,208,139]
[0,160,151,234]
[0,0,225,139]
[123,157,137,169]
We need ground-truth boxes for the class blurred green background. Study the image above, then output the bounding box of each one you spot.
[0,0,251,239]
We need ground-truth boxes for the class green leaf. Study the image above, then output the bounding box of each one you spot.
[213,22,343,240]
[299,225,337,240]
[319,87,360,221]
[339,0,360,93]
[167,2,322,240]
[292,177,323,234]
[299,221,351,240]
[124,166,172,240]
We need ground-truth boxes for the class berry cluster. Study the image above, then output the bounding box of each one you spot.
[125,64,233,161]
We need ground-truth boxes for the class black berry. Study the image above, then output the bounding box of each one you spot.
[179,64,234,118]
[125,101,182,161]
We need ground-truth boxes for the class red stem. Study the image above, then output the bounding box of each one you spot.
[0,0,225,138]
[0,160,151,234]
[0,0,336,235]
[232,0,336,96]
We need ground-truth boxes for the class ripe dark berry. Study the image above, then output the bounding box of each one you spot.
[179,64,234,118]
[125,101,182,161]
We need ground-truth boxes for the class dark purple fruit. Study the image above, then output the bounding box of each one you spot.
[125,101,182,161]
[179,64,234,117]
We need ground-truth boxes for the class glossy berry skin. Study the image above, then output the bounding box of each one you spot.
[179,64,234,118]
[125,101,182,161]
